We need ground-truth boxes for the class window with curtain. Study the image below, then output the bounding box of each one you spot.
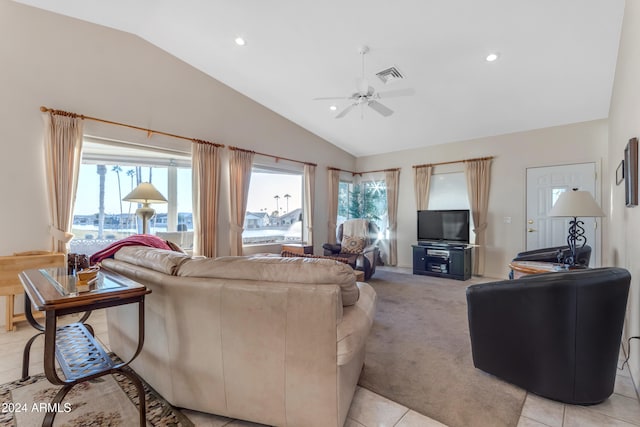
[428,172,474,241]
[243,164,303,244]
[337,178,387,237]
[71,138,192,252]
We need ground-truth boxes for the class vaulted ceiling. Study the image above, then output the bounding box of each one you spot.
[14,0,625,157]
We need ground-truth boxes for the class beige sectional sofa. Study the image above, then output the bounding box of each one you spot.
[102,247,376,427]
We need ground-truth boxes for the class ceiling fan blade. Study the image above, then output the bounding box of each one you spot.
[335,104,356,119]
[313,96,351,101]
[376,88,416,98]
[368,100,394,117]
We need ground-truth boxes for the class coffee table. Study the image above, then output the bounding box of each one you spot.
[19,267,151,426]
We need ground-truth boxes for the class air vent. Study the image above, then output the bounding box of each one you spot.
[376,66,404,84]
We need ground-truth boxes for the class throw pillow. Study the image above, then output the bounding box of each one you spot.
[341,235,366,254]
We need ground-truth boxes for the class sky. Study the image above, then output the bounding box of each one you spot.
[74,165,302,216]
[245,172,302,214]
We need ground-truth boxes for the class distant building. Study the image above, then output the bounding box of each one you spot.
[272,208,302,226]
[244,211,270,229]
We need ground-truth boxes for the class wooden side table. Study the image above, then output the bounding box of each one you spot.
[281,243,313,255]
[0,251,64,331]
[509,260,568,279]
[19,267,151,426]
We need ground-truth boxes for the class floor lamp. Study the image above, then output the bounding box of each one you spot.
[123,182,168,234]
[547,188,605,267]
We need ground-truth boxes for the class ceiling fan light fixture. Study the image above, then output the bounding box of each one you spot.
[234,37,246,46]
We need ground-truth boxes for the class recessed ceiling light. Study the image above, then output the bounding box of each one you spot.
[235,37,246,46]
[329,105,337,111]
[486,53,500,62]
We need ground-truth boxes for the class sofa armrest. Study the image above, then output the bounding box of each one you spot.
[323,243,342,256]
[337,282,376,366]
[513,248,564,263]
[514,245,567,258]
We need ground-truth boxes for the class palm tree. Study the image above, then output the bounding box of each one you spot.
[112,165,123,230]
[126,169,136,229]
[274,194,280,212]
[283,194,291,213]
[97,165,107,239]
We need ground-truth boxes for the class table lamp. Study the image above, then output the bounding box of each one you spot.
[123,182,167,234]
[547,188,605,267]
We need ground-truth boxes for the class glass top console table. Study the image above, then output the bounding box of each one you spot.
[19,267,151,426]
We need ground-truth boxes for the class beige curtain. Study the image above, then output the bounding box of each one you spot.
[192,143,221,258]
[44,112,84,254]
[327,169,341,244]
[465,158,492,275]
[303,164,316,245]
[385,169,400,266]
[414,165,433,210]
[229,149,255,256]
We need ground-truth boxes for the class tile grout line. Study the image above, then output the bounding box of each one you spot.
[392,408,411,427]
[521,416,554,427]
[580,395,640,427]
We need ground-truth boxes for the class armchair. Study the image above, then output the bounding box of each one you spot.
[322,219,380,280]
[467,267,630,404]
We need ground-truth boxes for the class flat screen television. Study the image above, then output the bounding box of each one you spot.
[417,209,470,244]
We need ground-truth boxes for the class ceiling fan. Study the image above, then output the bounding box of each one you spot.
[313,46,415,119]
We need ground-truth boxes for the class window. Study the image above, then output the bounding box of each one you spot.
[243,164,303,244]
[337,178,387,237]
[71,138,192,252]
[428,172,470,211]
[428,172,474,241]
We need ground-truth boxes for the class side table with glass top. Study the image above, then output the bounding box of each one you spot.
[19,267,151,427]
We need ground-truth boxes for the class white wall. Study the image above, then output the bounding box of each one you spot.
[608,0,640,394]
[356,119,609,279]
[0,1,355,325]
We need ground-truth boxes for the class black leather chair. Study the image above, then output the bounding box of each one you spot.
[512,245,591,266]
[322,220,380,280]
[466,267,630,405]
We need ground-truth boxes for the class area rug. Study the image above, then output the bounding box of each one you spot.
[0,361,193,426]
[358,270,526,427]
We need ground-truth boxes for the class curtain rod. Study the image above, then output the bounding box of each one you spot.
[328,166,400,176]
[40,106,224,148]
[412,155,494,169]
[229,145,317,167]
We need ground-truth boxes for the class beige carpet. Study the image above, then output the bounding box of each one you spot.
[0,363,193,426]
[358,270,526,427]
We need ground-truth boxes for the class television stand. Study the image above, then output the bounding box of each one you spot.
[412,243,472,281]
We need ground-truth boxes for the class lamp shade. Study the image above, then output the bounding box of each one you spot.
[123,182,167,204]
[547,189,605,218]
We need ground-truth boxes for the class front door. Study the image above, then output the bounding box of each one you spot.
[525,163,599,266]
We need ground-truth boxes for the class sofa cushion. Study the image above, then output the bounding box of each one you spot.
[113,246,191,275]
[178,256,360,306]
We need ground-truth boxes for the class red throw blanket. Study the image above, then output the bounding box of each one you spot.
[90,234,173,264]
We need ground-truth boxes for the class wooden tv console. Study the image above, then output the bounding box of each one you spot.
[412,243,472,281]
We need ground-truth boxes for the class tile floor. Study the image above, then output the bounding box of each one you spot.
[1,305,638,427]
